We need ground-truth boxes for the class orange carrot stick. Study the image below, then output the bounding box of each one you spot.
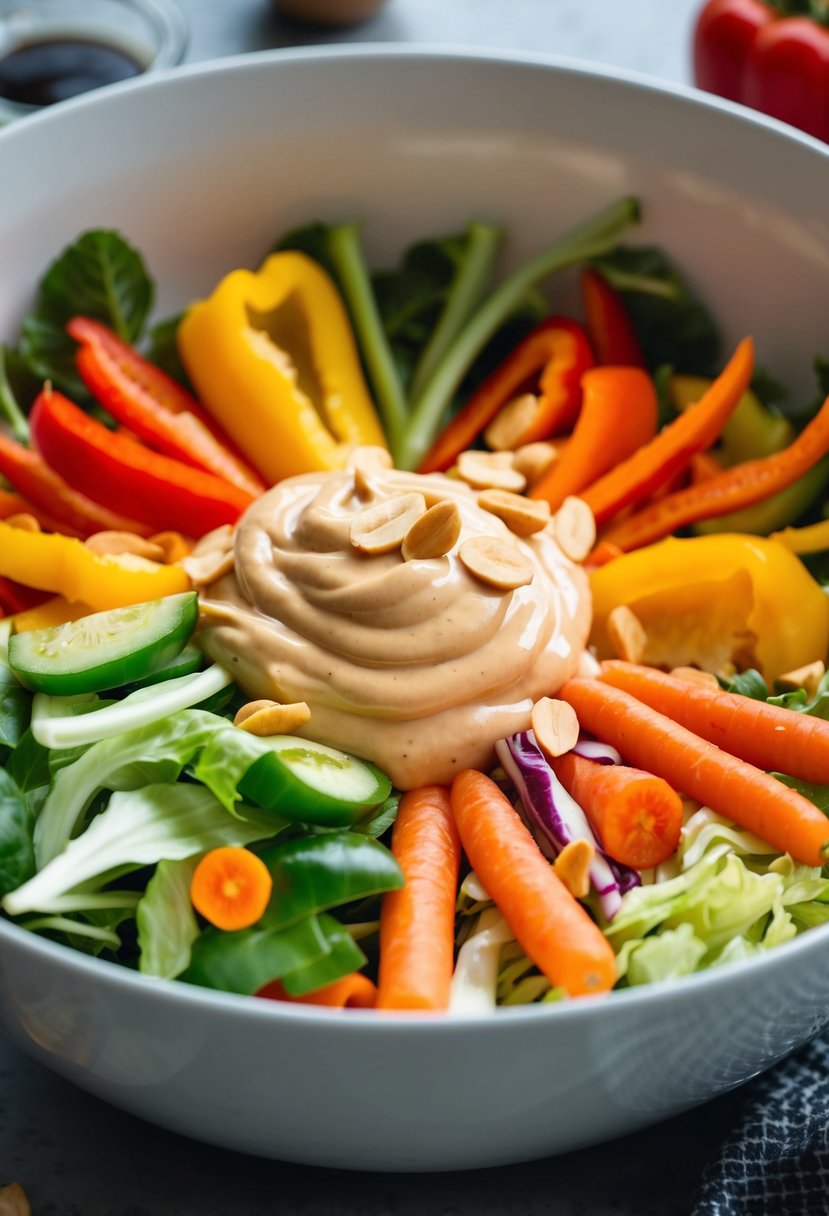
[257,973,378,1009]
[602,395,829,552]
[600,660,829,786]
[190,846,273,931]
[450,769,617,997]
[551,751,683,870]
[579,337,754,525]
[530,366,657,511]
[559,677,829,867]
[377,785,462,1011]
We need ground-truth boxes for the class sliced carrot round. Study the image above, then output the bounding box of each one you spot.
[190,846,273,931]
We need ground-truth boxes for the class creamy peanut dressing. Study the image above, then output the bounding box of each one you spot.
[198,462,591,788]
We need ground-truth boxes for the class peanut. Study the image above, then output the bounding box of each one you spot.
[401,499,462,560]
[483,392,541,451]
[531,696,580,759]
[458,536,534,590]
[148,531,194,564]
[477,488,550,537]
[777,659,826,700]
[4,513,40,532]
[512,441,558,486]
[550,496,596,563]
[181,549,235,587]
[607,604,648,664]
[455,449,526,493]
[552,839,595,899]
[350,492,427,554]
[235,700,312,736]
[84,531,166,562]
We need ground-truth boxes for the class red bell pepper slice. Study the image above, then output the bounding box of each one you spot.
[67,317,266,497]
[0,576,49,616]
[580,269,645,368]
[417,317,594,474]
[30,387,255,538]
[0,432,150,538]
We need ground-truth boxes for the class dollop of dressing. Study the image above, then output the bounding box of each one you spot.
[198,462,591,789]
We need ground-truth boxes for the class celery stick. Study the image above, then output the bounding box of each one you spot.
[408,222,504,404]
[327,222,409,461]
[398,196,641,470]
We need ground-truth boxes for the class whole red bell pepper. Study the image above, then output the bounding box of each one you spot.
[30,387,254,537]
[417,317,594,474]
[694,0,829,143]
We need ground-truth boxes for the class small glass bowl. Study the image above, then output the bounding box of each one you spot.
[0,0,188,123]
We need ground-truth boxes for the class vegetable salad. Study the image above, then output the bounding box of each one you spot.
[1,196,829,1012]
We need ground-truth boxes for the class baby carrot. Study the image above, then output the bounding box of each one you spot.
[551,751,683,870]
[603,394,829,552]
[529,366,657,511]
[559,678,829,867]
[450,769,617,997]
[600,660,829,786]
[257,973,378,1009]
[377,785,462,1011]
[579,337,754,525]
[190,846,273,932]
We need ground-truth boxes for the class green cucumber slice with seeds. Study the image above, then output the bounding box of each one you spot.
[238,736,392,827]
[8,592,199,695]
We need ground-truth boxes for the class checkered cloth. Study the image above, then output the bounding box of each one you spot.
[692,1032,829,1215]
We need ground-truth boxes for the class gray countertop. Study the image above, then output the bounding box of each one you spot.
[2,2,743,1212]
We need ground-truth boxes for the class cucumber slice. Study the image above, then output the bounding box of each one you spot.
[238,736,393,827]
[110,643,204,693]
[8,592,198,695]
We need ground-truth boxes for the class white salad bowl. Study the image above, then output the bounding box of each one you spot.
[1,46,829,1171]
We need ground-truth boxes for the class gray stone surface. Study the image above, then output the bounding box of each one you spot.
[1,2,742,1211]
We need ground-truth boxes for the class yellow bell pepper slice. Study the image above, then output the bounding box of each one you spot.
[8,597,90,634]
[589,533,829,684]
[0,522,190,612]
[177,252,387,484]
[771,517,829,556]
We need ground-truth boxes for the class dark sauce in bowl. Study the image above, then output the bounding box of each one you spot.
[0,38,142,106]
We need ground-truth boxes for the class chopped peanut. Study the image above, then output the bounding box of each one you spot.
[458,536,534,590]
[550,497,596,563]
[148,531,194,564]
[483,392,541,451]
[512,441,558,486]
[235,700,312,736]
[777,659,826,700]
[456,450,527,493]
[4,513,41,532]
[607,604,648,664]
[553,839,595,899]
[84,531,166,562]
[350,492,427,554]
[477,488,550,537]
[402,499,462,560]
[531,696,580,759]
[181,549,235,587]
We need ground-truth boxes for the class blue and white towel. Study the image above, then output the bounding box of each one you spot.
[693,1032,829,1215]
